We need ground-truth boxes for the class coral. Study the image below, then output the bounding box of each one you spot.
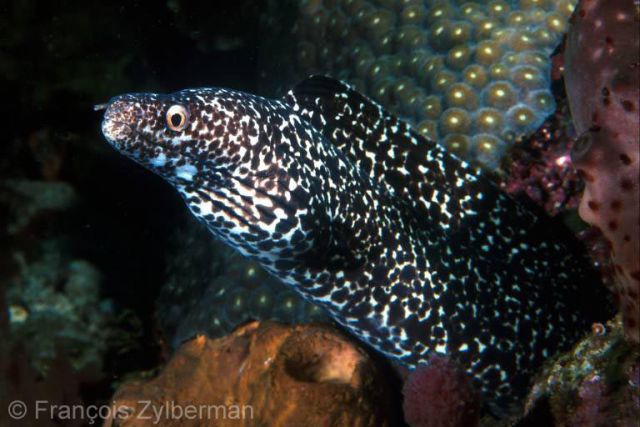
[0,179,114,375]
[524,315,640,426]
[0,181,109,426]
[0,340,98,427]
[5,242,113,375]
[564,0,640,342]
[262,0,577,169]
[502,83,582,216]
[402,355,480,427]
[104,321,396,426]
[157,219,326,349]
[0,179,77,235]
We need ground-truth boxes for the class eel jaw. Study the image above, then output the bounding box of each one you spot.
[100,96,143,149]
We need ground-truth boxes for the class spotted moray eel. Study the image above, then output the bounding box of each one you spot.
[100,76,610,414]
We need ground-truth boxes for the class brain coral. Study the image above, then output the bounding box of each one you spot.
[564,0,640,342]
[157,223,326,348]
[276,0,576,168]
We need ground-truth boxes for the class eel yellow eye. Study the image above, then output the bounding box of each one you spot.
[166,104,189,131]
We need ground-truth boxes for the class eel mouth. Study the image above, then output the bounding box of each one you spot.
[100,97,141,146]
[101,117,134,146]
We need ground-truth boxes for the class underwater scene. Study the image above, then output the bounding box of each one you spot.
[1,0,638,426]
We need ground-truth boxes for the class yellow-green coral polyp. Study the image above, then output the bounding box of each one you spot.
[289,0,575,169]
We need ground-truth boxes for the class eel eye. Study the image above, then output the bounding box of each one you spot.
[166,105,189,131]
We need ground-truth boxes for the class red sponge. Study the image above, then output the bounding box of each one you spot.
[565,0,640,342]
[402,355,480,427]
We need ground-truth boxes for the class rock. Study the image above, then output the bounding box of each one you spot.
[104,321,396,427]
[524,315,640,426]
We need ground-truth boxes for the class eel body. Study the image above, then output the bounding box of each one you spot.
[100,76,610,414]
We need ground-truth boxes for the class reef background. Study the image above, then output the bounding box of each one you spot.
[0,1,272,425]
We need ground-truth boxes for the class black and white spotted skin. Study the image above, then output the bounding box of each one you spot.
[100,76,610,414]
